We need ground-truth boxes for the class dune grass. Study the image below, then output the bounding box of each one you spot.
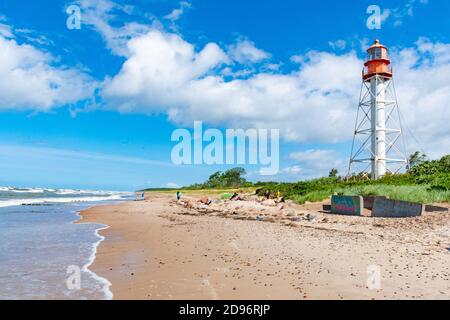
[145,187,256,196]
[336,185,450,204]
[145,183,450,205]
[290,185,450,205]
[290,190,333,204]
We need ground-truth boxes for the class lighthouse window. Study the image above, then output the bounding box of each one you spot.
[374,48,382,59]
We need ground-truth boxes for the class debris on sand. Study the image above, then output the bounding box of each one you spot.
[198,197,212,205]
[173,192,450,237]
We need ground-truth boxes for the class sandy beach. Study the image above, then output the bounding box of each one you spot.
[80,192,450,300]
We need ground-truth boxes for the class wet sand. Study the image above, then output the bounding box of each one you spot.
[80,192,450,300]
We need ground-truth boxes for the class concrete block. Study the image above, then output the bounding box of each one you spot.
[424,205,449,213]
[331,195,363,216]
[363,196,387,210]
[372,197,423,218]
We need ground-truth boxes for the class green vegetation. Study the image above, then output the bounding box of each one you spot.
[220,192,235,199]
[145,153,450,205]
[254,153,449,204]
[336,185,450,204]
[185,167,253,189]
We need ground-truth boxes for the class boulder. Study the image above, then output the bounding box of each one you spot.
[262,199,277,207]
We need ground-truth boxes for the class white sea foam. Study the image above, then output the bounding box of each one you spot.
[54,189,127,196]
[0,186,45,193]
[0,195,127,208]
[83,224,114,300]
[75,211,114,300]
[1,186,130,196]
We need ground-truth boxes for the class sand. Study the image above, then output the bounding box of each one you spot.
[80,192,450,300]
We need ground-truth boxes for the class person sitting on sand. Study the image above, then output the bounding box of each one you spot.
[230,192,242,201]
[177,191,182,201]
[199,197,212,205]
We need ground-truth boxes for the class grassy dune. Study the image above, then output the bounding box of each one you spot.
[291,185,450,205]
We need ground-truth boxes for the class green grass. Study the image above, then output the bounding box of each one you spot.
[289,185,450,205]
[220,193,234,199]
[144,187,256,196]
[290,190,333,204]
[146,185,450,205]
[335,185,450,204]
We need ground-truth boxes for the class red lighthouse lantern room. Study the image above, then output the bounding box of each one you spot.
[363,39,393,81]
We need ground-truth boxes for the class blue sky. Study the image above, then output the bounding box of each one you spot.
[0,0,449,191]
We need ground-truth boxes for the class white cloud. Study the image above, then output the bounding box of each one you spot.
[327,36,370,53]
[0,22,13,38]
[250,150,346,181]
[102,30,230,114]
[289,149,346,179]
[281,165,302,175]
[0,24,96,111]
[290,54,303,64]
[0,144,172,167]
[227,39,270,64]
[380,8,391,24]
[264,63,281,71]
[2,0,447,167]
[76,0,152,56]
[166,182,181,188]
[102,28,362,143]
[328,39,347,51]
[164,1,192,22]
[289,149,336,163]
[387,0,429,27]
[246,165,304,182]
[390,38,450,158]
[98,26,450,159]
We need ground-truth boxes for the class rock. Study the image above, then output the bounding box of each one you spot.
[264,216,276,223]
[425,205,448,213]
[262,199,277,207]
[198,197,212,205]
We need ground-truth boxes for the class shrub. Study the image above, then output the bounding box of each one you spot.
[429,174,450,191]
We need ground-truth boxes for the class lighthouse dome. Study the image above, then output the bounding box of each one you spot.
[363,39,392,80]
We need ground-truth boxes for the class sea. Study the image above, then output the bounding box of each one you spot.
[0,186,133,300]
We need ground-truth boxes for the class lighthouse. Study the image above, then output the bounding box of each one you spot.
[348,39,407,179]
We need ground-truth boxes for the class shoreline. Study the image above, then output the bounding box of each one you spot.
[83,224,113,300]
[80,192,450,300]
[75,205,115,300]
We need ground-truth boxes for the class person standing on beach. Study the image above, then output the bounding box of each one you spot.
[177,191,182,201]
